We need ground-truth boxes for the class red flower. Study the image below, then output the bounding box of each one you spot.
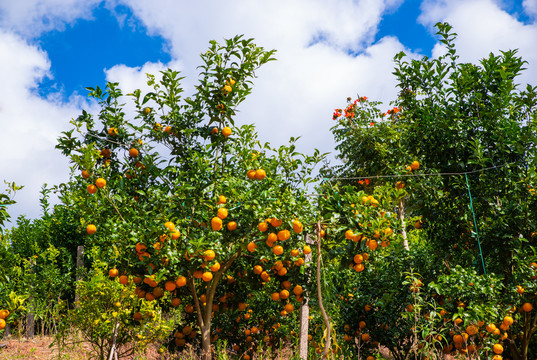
[358,180,364,185]
[332,109,342,120]
[365,179,370,185]
[370,122,375,127]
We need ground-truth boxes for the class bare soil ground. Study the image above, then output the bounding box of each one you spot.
[0,336,164,360]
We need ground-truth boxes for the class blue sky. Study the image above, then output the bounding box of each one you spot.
[1,0,537,225]
[36,3,171,99]
[35,0,439,103]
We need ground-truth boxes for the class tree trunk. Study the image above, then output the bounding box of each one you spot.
[75,245,84,307]
[26,258,35,339]
[2,323,11,339]
[107,322,120,360]
[316,222,331,359]
[194,249,242,360]
[299,233,314,360]
[398,198,409,251]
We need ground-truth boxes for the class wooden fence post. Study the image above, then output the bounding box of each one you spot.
[299,233,315,359]
[75,245,84,306]
[25,257,35,339]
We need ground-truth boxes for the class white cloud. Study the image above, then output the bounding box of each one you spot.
[0,0,102,37]
[0,30,94,223]
[104,0,410,158]
[5,0,537,227]
[523,0,537,18]
[420,0,537,86]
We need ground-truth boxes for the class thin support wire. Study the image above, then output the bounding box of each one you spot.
[465,173,486,275]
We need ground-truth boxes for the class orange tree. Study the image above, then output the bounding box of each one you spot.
[325,22,537,360]
[56,36,324,359]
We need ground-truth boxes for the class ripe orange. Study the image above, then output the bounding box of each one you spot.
[354,254,364,264]
[270,218,283,227]
[493,343,503,354]
[354,263,364,272]
[284,303,294,313]
[361,333,370,341]
[211,127,219,135]
[292,220,303,233]
[247,170,257,179]
[222,127,232,138]
[411,161,420,170]
[87,184,97,194]
[303,245,312,254]
[279,289,289,299]
[86,224,97,235]
[95,178,106,188]
[258,222,268,232]
[517,285,524,294]
[81,170,90,179]
[153,287,164,298]
[204,250,216,261]
[271,292,280,301]
[164,221,175,231]
[176,276,187,287]
[217,208,228,219]
[267,232,278,243]
[210,262,220,272]
[171,231,180,240]
[290,249,300,257]
[522,302,533,312]
[466,325,478,335]
[165,281,177,292]
[217,195,226,204]
[368,240,378,250]
[277,230,290,241]
[0,319,6,330]
[101,148,111,158]
[253,265,263,274]
[273,245,284,256]
[0,310,9,320]
[293,285,303,295]
[211,217,223,231]
[171,298,181,307]
[503,316,513,326]
[255,169,266,180]
[202,272,213,282]
[133,312,143,321]
[118,275,128,285]
[108,268,119,278]
[247,242,257,252]
[453,334,463,344]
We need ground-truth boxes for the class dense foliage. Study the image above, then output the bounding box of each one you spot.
[1,23,537,360]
